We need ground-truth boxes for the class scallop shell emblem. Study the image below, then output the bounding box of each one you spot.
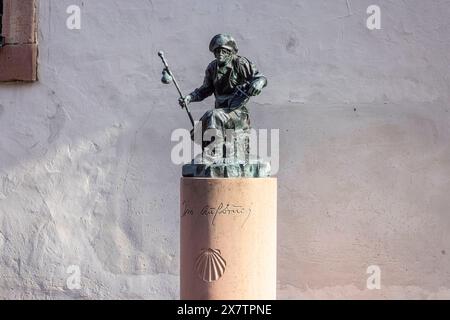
[195,248,226,282]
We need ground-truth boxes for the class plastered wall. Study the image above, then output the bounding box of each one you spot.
[0,0,449,299]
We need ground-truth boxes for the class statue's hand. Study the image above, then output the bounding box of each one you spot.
[178,95,192,109]
[248,79,265,96]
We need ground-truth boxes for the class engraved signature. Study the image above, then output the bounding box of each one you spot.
[182,201,252,228]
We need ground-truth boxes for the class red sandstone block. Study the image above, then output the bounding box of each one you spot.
[0,44,37,81]
[3,0,37,44]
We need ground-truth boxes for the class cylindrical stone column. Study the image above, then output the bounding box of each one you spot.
[180,177,277,300]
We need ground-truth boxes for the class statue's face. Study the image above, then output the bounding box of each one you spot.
[214,47,232,65]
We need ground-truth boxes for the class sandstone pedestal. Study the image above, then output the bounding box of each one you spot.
[180,177,277,300]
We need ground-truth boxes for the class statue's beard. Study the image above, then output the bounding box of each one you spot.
[217,54,232,67]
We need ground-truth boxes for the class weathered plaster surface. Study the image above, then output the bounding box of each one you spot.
[0,0,449,299]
